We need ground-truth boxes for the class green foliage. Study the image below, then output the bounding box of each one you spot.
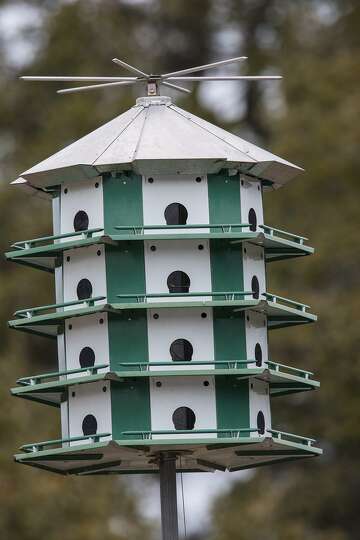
[0,1,359,538]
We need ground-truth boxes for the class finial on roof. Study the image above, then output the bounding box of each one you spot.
[20,56,282,97]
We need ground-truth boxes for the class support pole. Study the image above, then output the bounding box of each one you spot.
[159,453,179,540]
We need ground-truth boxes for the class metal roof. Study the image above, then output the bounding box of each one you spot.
[15,95,303,191]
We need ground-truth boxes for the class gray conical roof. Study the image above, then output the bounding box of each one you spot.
[16,95,302,191]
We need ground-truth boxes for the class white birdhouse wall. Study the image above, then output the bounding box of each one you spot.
[60,178,104,236]
[68,380,112,445]
[249,379,272,437]
[239,177,264,231]
[57,170,270,442]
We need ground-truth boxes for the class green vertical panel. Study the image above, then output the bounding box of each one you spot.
[207,170,241,225]
[213,308,247,363]
[108,312,148,370]
[105,244,145,302]
[103,172,143,235]
[210,240,244,292]
[208,170,244,292]
[214,309,249,434]
[111,379,151,439]
[216,377,250,435]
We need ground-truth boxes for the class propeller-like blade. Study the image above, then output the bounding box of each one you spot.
[167,76,282,81]
[112,58,148,78]
[21,76,137,82]
[57,81,136,94]
[161,56,248,78]
[161,81,191,94]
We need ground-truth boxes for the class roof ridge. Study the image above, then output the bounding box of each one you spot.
[92,105,144,166]
[132,103,151,162]
[169,104,256,162]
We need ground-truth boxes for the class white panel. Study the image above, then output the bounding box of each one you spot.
[242,242,266,298]
[245,310,268,368]
[68,380,112,445]
[63,245,107,306]
[240,176,263,228]
[150,376,216,438]
[65,312,110,378]
[249,379,271,437]
[53,195,70,440]
[142,174,209,233]
[144,239,211,302]
[60,177,104,236]
[147,308,214,371]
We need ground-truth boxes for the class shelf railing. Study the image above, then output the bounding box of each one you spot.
[117,360,254,370]
[14,359,316,389]
[266,361,313,380]
[20,433,111,453]
[14,296,106,319]
[268,429,316,447]
[16,364,109,386]
[117,291,253,302]
[12,291,312,321]
[9,223,311,253]
[121,428,259,440]
[259,225,308,245]
[262,292,310,312]
[114,223,250,233]
[18,429,317,453]
[11,228,104,250]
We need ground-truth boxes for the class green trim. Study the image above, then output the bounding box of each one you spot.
[10,228,104,250]
[121,428,258,439]
[208,171,241,226]
[11,364,319,408]
[20,433,111,453]
[105,244,145,303]
[103,172,143,235]
[14,435,322,476]
[111,379,151,439]
[9,299,316,339]
[260,224,307,244]
[108,311,148,370]
[216,378,249,435]
[14,296,105,318]
[5,227,313,273]
[16,364,108,386]
[210,240,244,293]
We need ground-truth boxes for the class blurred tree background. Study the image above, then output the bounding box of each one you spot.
[0,1,359,539]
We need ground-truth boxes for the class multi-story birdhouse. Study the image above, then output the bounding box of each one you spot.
[7,91,321,475]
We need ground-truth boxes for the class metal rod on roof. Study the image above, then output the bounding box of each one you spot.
[21,76,138,82]
[161,56,248,78]
[112,58,149,77]
[161,81,191,94]
[167,75,283,81]
[57,81,137,94]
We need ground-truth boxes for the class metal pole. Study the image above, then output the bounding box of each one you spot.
[159,453,179,540]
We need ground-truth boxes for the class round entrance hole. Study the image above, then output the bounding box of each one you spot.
[248,208,257,232]
[255,343,262,367]
[79,346,96,368]
[257,411,265,435]
[172,407,196,430]
[82,414,98,436]
[164,203,188,225]
[167,271,190,294]
[170,339,193,362]
[73,210,89,232]
[251,275,260,299]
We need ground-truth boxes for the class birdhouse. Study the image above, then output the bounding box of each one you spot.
[7,59,321,477]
